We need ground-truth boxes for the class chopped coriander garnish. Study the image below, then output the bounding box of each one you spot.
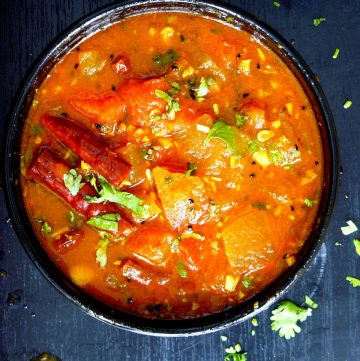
[270,300,312,339]
[313,17,326,27]
[343,99,352,109]
[154,89,181,120]
[242,278,251,288]
[268,148,285,165]
[176,261,188,278]
[96,232,111,268]
[153,49,179,68]
[69,211,75,223]
[185,162,198,176]
[304,198,314,207]
[304,295,318,309]
[86,213,120,232]
[235,113,248,128]
[204,120,236,152]
[251,318,258,327]
[346,276,360,287]
[248,140,261,154]
[41,221,52,235]
[332,48,340,59]
[171,237,181,252]
[273,1,281,7]
[63,169,84,196]
[86,175,149,218]
[353,239,360,256]
[252,201,266,210]
[195,77,216,101]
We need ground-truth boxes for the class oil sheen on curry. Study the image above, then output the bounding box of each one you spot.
[20,13,323,319]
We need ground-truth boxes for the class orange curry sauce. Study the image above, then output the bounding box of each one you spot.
[20,13,323,319]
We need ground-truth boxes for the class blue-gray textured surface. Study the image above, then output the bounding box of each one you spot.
[0,0,359,360]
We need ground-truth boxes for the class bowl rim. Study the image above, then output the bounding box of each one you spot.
[2,0,339,337]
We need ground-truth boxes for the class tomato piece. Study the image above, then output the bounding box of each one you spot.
[53,229,84,253]
[70,92,126,130]
[41,114,131,187]
[117,77,169,126]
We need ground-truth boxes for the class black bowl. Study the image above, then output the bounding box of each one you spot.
[2,0,338,336]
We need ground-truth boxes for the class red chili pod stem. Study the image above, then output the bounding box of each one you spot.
[27,148,133,234]
[41,114,131,187]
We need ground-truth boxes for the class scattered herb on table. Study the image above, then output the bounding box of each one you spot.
[346,276,360,287]
[353,239,360,256]
[313,17,326,27]
[224,343,247,361]
[270,300,312,339]
[332,48,340,59]
[273,1,281,7]
[304,295,318,309]
[341,220,358,235]
[343,99,352,109]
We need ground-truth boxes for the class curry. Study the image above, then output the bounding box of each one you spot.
[20,13,323,319]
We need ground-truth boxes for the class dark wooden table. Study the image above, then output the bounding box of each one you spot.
[1,1,359,360]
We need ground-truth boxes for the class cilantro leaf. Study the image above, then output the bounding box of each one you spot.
[235,113,248,128]
[153,49,179,68]
[205,121,236,152]
[41,221,52,235]
[154,89,181,120]
[346,276,360,287]
[176,261,188,278]
[86,213,120,232]
[69,211,75,223]
[242,278,251,288]
[63,169,84,196]
[304,198,314,207]
[96,232,111,268]
[86,175,149,218]
[268,148,285,165]
[353,239,360,256]
[270,300,312,339]
[248,140,261,153]
[195,77,215,101]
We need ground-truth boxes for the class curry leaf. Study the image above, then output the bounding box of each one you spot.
[86,213,120,232]
[204,121,236,152]
[86,175,149,218]
[63,169,84,196]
